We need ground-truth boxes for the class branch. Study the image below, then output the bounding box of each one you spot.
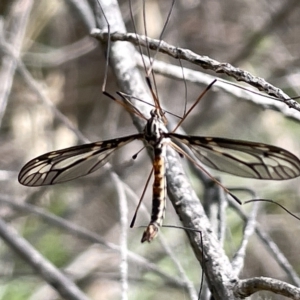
[235,277,300,299]
[91,29,300,114]
[95,2,242,299]
[135,54,300,123]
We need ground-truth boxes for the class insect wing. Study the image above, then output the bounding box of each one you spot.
[18,134,143,186]
[169,133,300,180]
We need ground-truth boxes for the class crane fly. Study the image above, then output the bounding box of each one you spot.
[18,0,300,243]
[18,95,300,242]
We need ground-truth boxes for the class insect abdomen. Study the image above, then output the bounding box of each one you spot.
[141,147,166,243]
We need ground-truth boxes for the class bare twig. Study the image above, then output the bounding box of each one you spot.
[136,55,300,123]
[91,29,300,113]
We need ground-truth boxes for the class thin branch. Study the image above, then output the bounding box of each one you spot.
[91,29,300,113]
[136,55,300,123]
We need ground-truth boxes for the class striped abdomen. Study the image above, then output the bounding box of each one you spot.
[141,147,167,243]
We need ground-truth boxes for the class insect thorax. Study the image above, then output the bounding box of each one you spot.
[144,109,167,148]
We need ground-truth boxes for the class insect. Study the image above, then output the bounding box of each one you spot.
[18,0,300,244]
[18,94,300,242]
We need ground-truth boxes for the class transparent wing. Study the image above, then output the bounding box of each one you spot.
[169,133,300,180]
[19,134,143,186]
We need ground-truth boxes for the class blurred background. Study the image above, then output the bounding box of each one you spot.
[1,0,300,299]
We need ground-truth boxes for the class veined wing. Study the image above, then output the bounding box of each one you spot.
[19,134,143,186]
[168,133,300,180]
